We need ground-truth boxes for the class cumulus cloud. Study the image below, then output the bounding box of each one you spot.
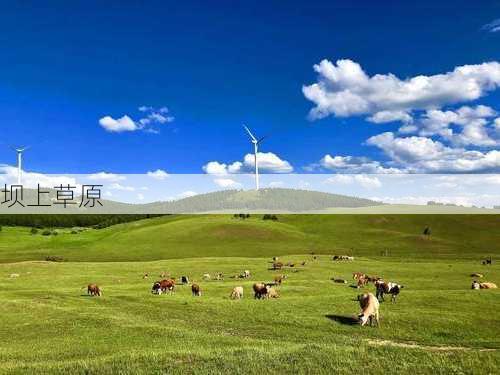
[88,172,126,182]
[410,105,498,146]
[99,106,174,134]
[99,115,137,132]
[0,165,78,189]
[367,110,413,124]
[213,178,242,188]
[312,154,402,173]
[203,152,293,174]
[303,59,500,120]
[325,174,382,189]
[178,191,197,199]
[367,132,500,173]
[482,19,500,33]
[146,169,169,180]
[108,183,135,191]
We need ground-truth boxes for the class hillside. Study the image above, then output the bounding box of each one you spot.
[0,214,499,262]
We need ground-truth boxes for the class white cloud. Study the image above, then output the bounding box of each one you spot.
[495,118,500,130]
[147,169,169,180]
[108,183,135,191]
[414,105,498,146]
[213,178,242,188]
[0,165,79,189]
[99,106,174,134]
[268,181,284,188]
[88,172,126,182]
[367,132,500,173]
[316,154,402,173]
[137,193,145,201]
[367,132,450,163]
[203,152,293,174]
[367,110,412,124]
[178,191,197,199]
[203,161,229,175]
[482,19,500,33]
[325,174,382,189]
[303,59,500,120]
[99,115,137,132]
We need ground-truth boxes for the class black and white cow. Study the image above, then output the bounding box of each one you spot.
[375,280,403,302]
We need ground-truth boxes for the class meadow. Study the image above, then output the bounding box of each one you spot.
[0,215,499,374]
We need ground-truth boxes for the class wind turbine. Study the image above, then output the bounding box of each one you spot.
[243,125,265,191]
[11,146,30,185]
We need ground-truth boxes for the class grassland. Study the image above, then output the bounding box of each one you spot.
[0,215,499,374]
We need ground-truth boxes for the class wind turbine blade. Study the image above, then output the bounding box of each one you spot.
[243,125,257,142]
[256,136,266,144]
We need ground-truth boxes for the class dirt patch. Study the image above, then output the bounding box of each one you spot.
[366,339,497,352]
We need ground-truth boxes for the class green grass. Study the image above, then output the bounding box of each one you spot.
[0,256,498,374]
[0,214,499,262]
[0,215,499,373]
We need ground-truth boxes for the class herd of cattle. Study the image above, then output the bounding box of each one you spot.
[85,255,497,327]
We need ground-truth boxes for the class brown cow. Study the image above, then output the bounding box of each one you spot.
[87,284,101,296]
[352,272,366,280]
[266,286,279,299]
[191,283,201,296]
[159,279,175,294]
[253,283,268,299]
[357,276,369,288]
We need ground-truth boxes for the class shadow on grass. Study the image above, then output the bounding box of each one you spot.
[325,314,359,326]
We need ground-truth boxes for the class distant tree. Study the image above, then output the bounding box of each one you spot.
[0,225,2,232]
[245,214,250,218]
[271,215,278,221]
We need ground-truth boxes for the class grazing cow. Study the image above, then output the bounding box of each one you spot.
[215,273,224,281]
[253,283,268,299]
[273,274,287,285]
[482,258,492,265]
[266,286,279,299]
[243,270,251,278]
[375,281,403,302]
[203,273,211,281]
[301,261,307,266]
[358,293,380,327]
[332,278,347,284]
[181,276,189,284]
[142,273,149,279]
[272,262,283,270]
[159,279,175,294]
[334,255,354,261]
[470,273,484,278]
[272,256,279,262]
[87,284,101,296]
[230,286,244,299]
[357,277,369,289]
[480,282,497,289]
[151,281,163,295]
[353,272,366,280]
[191,283,201,296]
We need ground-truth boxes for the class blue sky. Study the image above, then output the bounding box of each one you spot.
[1,1,500,174]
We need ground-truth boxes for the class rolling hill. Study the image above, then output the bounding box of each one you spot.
[0,214,499,262]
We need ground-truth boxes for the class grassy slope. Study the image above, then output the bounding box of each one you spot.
[0,214,499,262]
[0,215,499,373]
[0,256,498,374]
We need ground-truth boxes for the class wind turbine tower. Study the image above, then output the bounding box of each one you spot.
[243,125,265,191]
[14,146,29,185]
